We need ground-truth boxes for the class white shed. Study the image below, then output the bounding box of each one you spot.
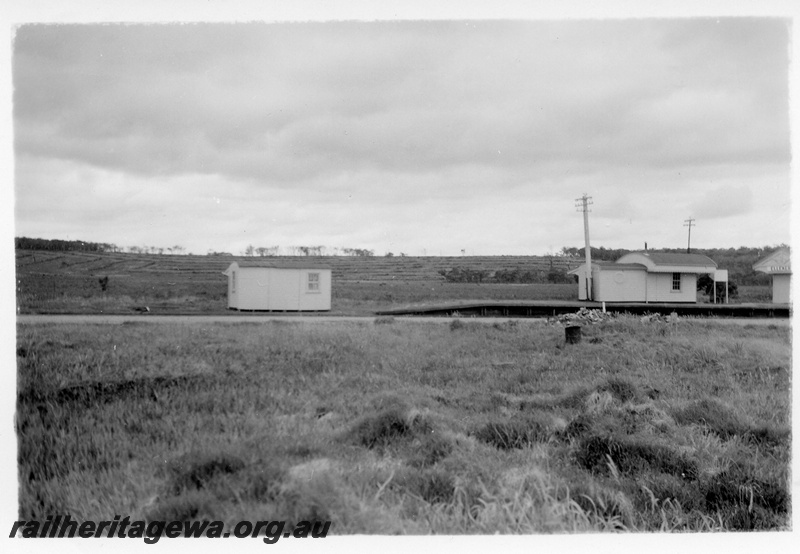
[222,261,332,311]
[568,252,717,303]
[753,247,791,304]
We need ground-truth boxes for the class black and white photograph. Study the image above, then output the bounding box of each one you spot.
[4,1,796,551]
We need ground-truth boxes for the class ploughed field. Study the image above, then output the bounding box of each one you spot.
[16,316,791,533]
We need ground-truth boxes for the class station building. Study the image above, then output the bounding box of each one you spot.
[567,251,717,303]
[753,247,791,304]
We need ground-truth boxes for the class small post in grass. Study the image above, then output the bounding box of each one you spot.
[565,325,582,344]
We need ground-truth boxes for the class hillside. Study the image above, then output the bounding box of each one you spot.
[15,249,579,284]
[15,249,581,312]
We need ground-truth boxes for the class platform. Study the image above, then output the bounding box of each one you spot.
[375,300,790,318]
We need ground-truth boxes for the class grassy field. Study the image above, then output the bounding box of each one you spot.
[16,316,791,534]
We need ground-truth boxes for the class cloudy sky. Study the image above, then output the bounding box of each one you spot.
[11,13,792,256]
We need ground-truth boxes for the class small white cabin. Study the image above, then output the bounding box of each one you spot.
[568,252,717,303]
[753,247,791,304]
[222,261,331,311]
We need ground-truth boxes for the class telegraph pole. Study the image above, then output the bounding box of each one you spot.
[575,194,593,301]
[684,218,695,253]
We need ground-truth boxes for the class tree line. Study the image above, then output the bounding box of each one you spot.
[240,245,375,257]
[15,237,191,256]
[15,237,377,258]
[15,237,124,253]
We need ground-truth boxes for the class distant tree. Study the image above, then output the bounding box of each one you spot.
[98,276,109,292]
[385,252,394,257]
[244,245,255,257]
[254,246,281,256]
[300,245,325,256]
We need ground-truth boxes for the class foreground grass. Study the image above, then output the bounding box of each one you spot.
[16,317,791,533]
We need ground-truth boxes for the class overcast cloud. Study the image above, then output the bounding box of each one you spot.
[12,18,791,255]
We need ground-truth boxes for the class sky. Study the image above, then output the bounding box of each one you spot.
[9,8,795,256]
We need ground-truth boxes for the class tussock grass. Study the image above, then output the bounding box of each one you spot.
[671,398,790,448]
[575,435,699,480]
[145,490,217,521]
[671,398,748,440]
[16,317,791,532]
[167,451,247,494]
[472,411,556,450]
[701,462,789,531]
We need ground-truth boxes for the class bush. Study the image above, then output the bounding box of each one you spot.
[697,274,738,302]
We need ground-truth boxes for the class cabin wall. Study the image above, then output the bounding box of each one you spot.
[227,267,238,308]
[595,269,647,302]
[296,269,332,310]
[238,268,273,310]
[772,274,791,304]
[228,267,331,311]
[645,273,697,303]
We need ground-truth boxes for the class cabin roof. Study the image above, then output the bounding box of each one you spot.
[224,261,331,272]
[615,251,717,273]
[624,252,717,266]
[753,247,791,274]
[567,262,645,275]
